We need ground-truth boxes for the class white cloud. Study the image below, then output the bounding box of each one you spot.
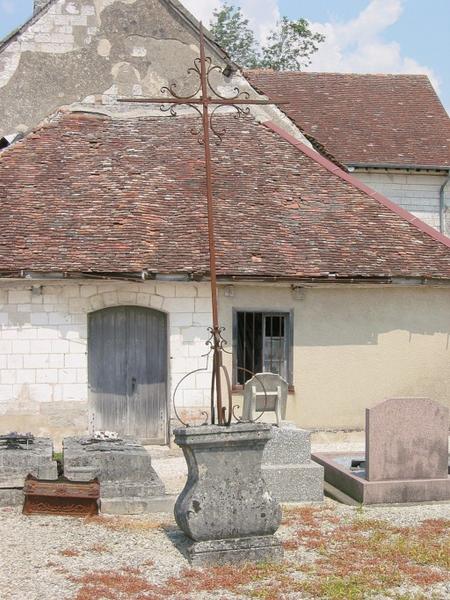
[181,0,221,24]
[182,0,280,41]
[182,0,440,94]
[307,0,440,91]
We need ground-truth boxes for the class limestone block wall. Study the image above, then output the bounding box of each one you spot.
[0,280,212,440]
[0,0,224,138]
[0,0,310,145]
[354,169,450,233]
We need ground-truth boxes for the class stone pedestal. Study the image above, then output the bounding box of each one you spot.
[263,423,324,503]
[63,437,167,514]
[174,423,283,566]
[0,438,58,506]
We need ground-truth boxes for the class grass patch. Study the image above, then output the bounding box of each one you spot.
[68,507,449,600]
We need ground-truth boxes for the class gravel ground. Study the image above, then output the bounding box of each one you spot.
[0,441,449,600]
[1,499,449,600]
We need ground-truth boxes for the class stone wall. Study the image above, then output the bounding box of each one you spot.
[0,0,309,145]
[0,280,212,441]
[354,169,450,234]
[0,0,211,137]
[219,283,450,431]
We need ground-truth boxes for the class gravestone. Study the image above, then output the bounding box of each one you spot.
[313,397,450,504]
[243,374,323,502]
[366,397,449,481]
[63,436,168,514]
[0,436,58,506]
[262,423,323,502]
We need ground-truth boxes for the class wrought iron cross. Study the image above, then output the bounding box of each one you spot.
[119,25,286,426]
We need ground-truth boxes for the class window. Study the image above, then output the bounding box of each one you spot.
[234,311,292,385]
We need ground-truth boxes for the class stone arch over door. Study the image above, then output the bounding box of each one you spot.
[88,305,168,444]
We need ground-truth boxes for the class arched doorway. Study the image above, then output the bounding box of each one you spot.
[88,306,168,444]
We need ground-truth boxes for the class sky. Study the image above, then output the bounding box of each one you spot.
[0,0,449,112]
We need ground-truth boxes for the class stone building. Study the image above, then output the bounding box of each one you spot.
[0,0,302,143]
[247,71,450,235]
[1,0,450,443]
[1,111,450,443]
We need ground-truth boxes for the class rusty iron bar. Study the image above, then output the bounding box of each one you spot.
[119,25,285,426]
[122,97,288,105]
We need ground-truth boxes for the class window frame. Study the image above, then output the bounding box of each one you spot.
[232,308,294,389]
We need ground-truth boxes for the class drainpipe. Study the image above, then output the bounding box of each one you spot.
[439,171,450,235]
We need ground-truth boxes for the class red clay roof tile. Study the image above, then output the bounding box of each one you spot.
[1,111,450,279]
[246,71,450,168]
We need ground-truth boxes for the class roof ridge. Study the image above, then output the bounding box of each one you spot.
[0,0,233,64]
[248,71,431,78]
[263,120,450,251]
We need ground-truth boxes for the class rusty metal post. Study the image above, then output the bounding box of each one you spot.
[119,25,286,426]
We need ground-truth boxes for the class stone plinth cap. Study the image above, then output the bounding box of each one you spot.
[174,422,273,446]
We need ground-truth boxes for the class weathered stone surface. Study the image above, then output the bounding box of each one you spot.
[174,423,283,565]
[262,424,324,502]
[313,451,450,505]
[63,437,165,513]
[0,438,57,488]
[366,398,449,481]
[188,535,284,567]
[100,494,177,515]
[0,488,24,507]
[263,423,311,465]
[0,437,57,506]
[263,463,324,503]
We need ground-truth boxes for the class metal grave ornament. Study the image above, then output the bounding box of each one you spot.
[120,25,286,427]
[120,26,286,565]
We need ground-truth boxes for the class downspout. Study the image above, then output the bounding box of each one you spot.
[439,171,450,235]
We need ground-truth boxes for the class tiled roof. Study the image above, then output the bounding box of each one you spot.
[1,111,450,280]
[246,71,450,169]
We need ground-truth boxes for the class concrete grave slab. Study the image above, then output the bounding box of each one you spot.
[0,437,58,506]
[63,437,170,514]
[312,397,450,505]
[262,423,324,503]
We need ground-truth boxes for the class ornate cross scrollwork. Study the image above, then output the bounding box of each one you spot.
[119,26,286,426]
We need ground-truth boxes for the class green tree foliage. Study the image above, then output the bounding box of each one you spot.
[261,17,325,71]
[209,3,259,68]
[210,4,325,70]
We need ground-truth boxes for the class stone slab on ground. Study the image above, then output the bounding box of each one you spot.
[100,494,177,515]
[262,424,324,502]
[0,438,57,506]
[313,451,450,505]
[187,535,284,567]
[263,462,324,503]
[64,437,166,514]
[0,488,24,508]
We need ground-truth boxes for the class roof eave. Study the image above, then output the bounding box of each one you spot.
[2,271,450,287]
[348,162,450,172]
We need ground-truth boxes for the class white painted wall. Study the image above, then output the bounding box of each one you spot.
[354,169,450,233]
[0,280,212,441]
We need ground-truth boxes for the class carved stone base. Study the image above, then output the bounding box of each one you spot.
[187,535,283,567]
[174,423,283,565]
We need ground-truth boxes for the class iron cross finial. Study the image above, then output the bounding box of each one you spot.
[118,25,287,426]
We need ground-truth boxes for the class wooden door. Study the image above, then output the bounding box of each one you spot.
[88,306,168,444]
